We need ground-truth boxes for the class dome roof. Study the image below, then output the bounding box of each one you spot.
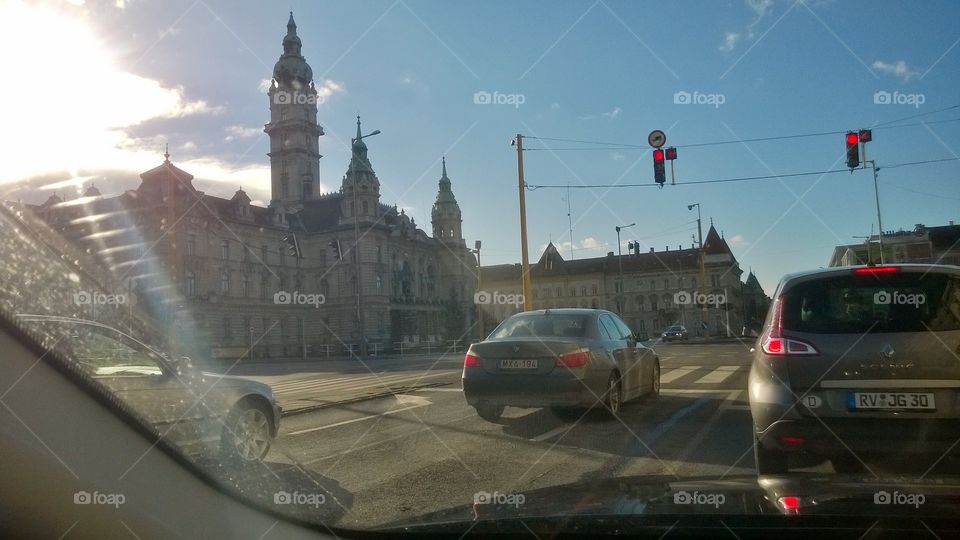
[272,12,313,86]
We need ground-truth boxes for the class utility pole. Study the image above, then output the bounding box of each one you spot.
[515,134,533,310]
[866,160,885,264]
[471,240,484,339]
[689,203,707,338]
[615,223,635,315]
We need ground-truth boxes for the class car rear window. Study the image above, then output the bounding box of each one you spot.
[489,313,590,339]
[782,272,960,334]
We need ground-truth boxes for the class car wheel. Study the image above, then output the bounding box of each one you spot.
[222,401,273,464]
[605,373,622,416]
[474,403,505,422]
[649,361,661,399]
[753,431,788,474]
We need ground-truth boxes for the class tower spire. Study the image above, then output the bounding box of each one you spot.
[441,155,447,178]
[163,143,170,162]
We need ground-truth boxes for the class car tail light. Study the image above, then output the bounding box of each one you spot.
[556,350,589,368]
[464,353,480,368]
[777,496,801,515]
[780,436,804,446]
[853,266,899,275]
[761,295,818,356]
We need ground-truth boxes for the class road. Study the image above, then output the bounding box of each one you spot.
[218,342,956,529]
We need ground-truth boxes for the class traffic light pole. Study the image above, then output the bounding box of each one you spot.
[516,134,533,311]
[866,159,885,264]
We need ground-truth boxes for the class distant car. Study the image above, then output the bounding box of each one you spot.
[749,264,960,474]
[462,309,660,421]
[17,315,281,464]
[662,325,689,342]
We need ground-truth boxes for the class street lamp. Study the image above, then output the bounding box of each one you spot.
[470,240,483,339]
[688,203,706,337]
[615,223,635,315]
[351,122,381,359]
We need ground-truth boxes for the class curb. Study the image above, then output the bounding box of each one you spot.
[278,381,451,417]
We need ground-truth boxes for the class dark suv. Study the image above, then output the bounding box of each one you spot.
[749,264,960,474]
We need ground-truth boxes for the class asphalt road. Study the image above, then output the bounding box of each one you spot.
[223,342,957,529]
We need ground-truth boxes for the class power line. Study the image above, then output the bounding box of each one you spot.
[523,114,960,152]
[524,157,960,190]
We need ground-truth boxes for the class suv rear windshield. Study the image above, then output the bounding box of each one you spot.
[490,313,590,339]
[782,272,960,334]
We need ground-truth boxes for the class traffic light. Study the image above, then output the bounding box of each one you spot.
[653,149,666,185]
[329,239,342,261]
[283,233,301,258]
[664,147,677,160]
[858,129,872,143]
[845,131,860,169]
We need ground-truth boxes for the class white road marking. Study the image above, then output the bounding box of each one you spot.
[660,366,700,383]
[695,366,740,384]
[288,394,433,436]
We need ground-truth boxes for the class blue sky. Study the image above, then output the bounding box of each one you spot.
[2,0,959,294]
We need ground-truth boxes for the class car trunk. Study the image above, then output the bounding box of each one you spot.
[470,338,586,375]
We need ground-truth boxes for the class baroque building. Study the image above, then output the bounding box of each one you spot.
[479,224,768,339]
[24,13,477,359]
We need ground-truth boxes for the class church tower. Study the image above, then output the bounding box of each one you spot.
[431,157,463,243]
[340,116,382,224]
[265,12,324,209]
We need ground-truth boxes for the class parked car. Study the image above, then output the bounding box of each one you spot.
[749,264,960,474]
[462,309,660,421]
[662,325,689,342]
[16,314,281,464]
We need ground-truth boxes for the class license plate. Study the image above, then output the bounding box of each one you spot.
[848,392,935,411]
[500,359,538,369]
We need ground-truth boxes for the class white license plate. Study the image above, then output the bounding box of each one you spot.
[500,359,538,369]
[849,392,935,411]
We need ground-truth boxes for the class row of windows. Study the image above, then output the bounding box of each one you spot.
[184,271,386,298]
[532,275,723,299]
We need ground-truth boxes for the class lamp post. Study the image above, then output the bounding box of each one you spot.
[615,223,635,315]
[470,240,483,340]
[688,203,706,337]
[352,124,381,358]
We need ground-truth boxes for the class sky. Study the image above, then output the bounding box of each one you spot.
[1,0,958,295]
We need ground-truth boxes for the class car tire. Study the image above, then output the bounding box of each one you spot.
[474,403,505,422]
[648,361,661,399]
[605,373,622,417]
[753,431,788,474]
[221,401,273,464]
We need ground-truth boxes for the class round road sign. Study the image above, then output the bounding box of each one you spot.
[648,130,666,148]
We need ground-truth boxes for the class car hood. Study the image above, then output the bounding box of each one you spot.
[378,473,960,530]
[196,371,274,396]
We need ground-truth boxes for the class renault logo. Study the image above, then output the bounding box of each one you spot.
[880,343,895,359]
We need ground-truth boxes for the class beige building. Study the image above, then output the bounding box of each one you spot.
[829,222,960,267]
[479,225,767,339]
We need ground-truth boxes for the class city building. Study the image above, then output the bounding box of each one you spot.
[478,224,768,339]
[22,13,477,359]
[829,221,960,267]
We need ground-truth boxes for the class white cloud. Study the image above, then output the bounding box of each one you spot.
[550,102,561,109]
[872,60,920,81]
[601,106,622,119]
[728,234,750,248]
[720,32,740,52]
[179,141,197,152]
[224,124,262,142]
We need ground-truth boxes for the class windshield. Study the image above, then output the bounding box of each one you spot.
[1,0,959,536]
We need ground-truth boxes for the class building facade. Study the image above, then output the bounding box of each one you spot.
[25,13,477,359]
[479,225,768,339]
[829,222,960,267]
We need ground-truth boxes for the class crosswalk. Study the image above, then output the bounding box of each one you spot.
[660,365,745,385]
[269,371,453,400]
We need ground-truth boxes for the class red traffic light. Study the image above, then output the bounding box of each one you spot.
[845,132,859,145]
[858,129,872,142]
[665,147,678,160]
[653,149,665,162]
